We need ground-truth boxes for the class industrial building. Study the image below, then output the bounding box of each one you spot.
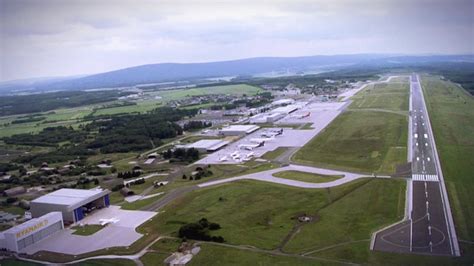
[177,139,230,153]
[219,125,260,136]
[271,104,299,114]
[249,112,286,123]
[0,212,63,252]
[271,98,295,106]
[30,188,111,224]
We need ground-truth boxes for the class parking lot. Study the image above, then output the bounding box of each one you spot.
[22,206,157,255]
[196,102,346,164]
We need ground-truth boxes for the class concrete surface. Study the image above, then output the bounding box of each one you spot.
[22,206,157,255]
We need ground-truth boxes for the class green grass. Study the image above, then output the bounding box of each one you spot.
[188,243,323,266]
[272,170,343,183]
[71,259,136,266]
[293,80,408,174]
[284,179,405,253]
[71,224,104,236]
[156,84,262,102]
[121,193,164,210]
[350,82,409,112]
[261,147,289,160]
[293,111,407,174]
[421,75,474,242]
[140,238,181,265]
[149,178,397,250]
[93,100,161,116]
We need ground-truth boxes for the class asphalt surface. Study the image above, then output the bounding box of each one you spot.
[373,74,457,256]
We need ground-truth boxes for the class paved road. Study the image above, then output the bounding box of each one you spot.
[373,74,459,256]
[198,164,367,189]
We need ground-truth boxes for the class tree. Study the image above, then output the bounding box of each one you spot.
[182,174,187,180]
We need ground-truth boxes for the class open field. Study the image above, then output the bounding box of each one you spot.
[261,147,289,160]
[293,111,407,174]
[349,82,409,112]
[148,178,404,253]
[188,243,320,265]
[293,80,409,174]
[421,76,474,244]
[283,179,405,253]
[155,84,262,101]
[272,170,343,183]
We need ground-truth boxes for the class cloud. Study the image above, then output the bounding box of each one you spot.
[1,0,473,81]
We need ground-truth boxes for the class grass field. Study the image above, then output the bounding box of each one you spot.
[261,147,289,160]
[293,111,407,174]
[283,179,405,253]
[272,170,343,183]
[71,224,104,236]
[155,84,262,102]
[189,244,321,265]
[421,76,474,244]
[349,82,409,112]
[293,79,408,174]
[148,178,404,252]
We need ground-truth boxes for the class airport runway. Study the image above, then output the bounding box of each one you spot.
[373,75,459,256]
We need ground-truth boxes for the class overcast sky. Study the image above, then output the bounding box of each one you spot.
[1,0,473,81]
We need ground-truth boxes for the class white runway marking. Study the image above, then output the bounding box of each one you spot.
[412,174,439,182]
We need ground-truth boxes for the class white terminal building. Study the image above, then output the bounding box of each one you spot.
[219,125,260,136]
[176,139,230,153]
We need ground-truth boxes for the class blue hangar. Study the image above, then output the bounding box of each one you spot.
[30,188,111,224]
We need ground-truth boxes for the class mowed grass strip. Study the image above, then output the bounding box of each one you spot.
[293,111,407,174]
[272,170,343,183]
[421,76,474,242]
[349,82,409,112]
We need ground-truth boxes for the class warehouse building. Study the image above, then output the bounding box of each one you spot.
[30,188,111,224]
[271,104,299,114]
[219,125,260,136]
[177,139,230,153]
[0,212,63,252]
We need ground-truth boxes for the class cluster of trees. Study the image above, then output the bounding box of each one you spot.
[76,177,99,187]
[127,178,145,186]
[85,107,196,153]
[183,121,212,131]
[3,126,87,147]
[117,171,142,179]
[0,90,133,116]
[178,218,224,243]
[162,148,199,163]
[14,146,95,167]
[11,116,46,124]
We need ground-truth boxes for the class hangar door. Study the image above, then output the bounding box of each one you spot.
[16,221,62,251]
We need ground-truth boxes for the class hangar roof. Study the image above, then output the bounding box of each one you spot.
[31,188,110,207]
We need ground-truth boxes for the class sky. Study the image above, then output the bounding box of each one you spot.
[1,0,473,81]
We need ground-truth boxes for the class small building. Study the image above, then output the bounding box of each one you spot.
[0,212,63,252]
[219,125,260,136]
[3,186,26,197]
[120,187,134,196]
[177,139,230,153]
[30,188,111,224]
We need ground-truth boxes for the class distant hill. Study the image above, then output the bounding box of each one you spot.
[1,54,473,94]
